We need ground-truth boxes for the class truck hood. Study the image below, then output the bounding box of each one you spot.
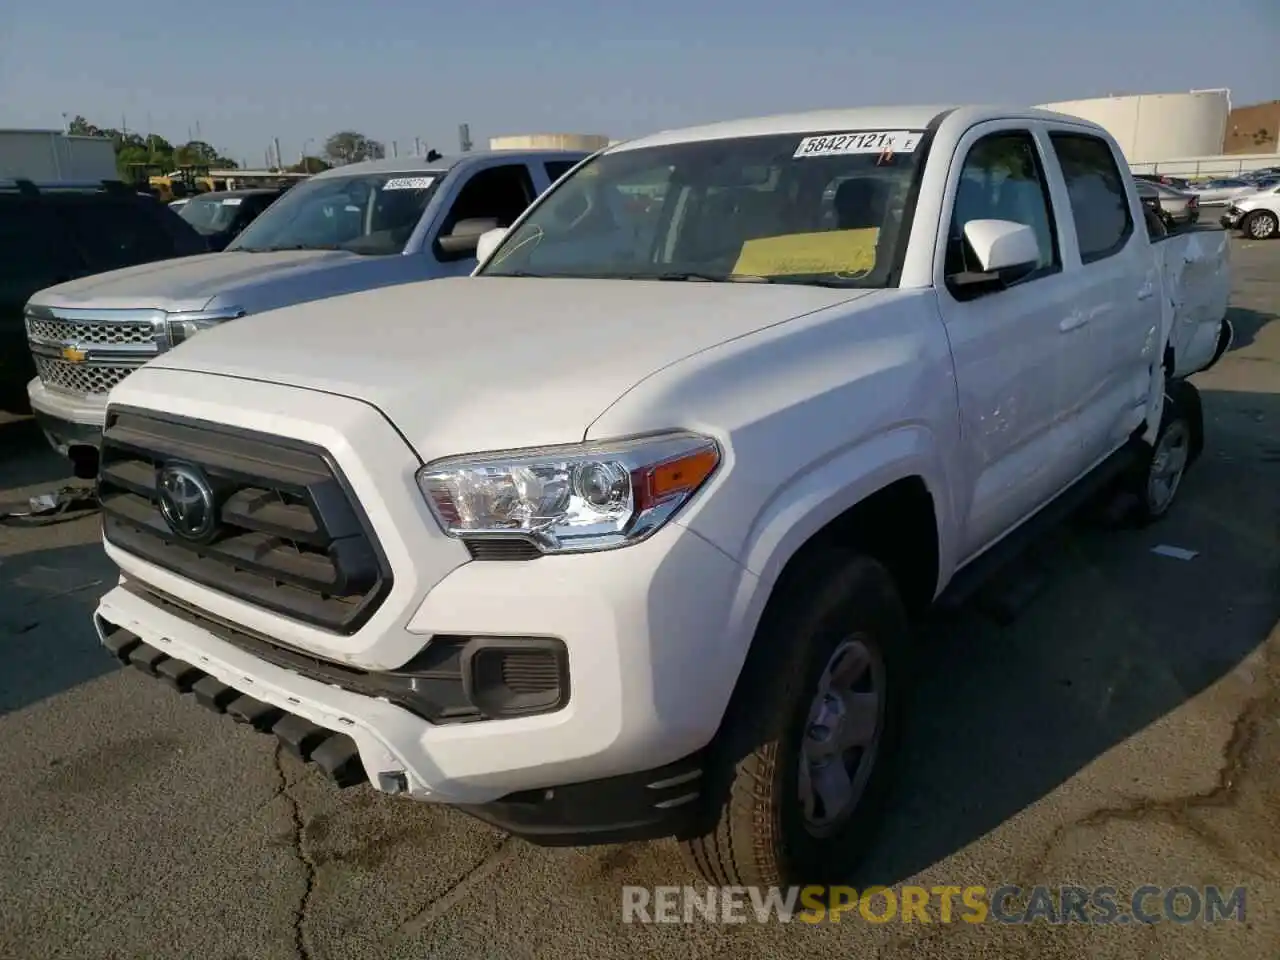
[29,249,368,313]
[147,276,874,461]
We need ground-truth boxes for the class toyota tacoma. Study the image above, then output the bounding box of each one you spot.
[93,105,1231,885]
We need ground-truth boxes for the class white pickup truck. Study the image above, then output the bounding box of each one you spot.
[93,105,1231,886]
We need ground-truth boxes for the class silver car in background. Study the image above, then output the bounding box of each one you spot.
[1135,180,1200,228]
[1186,177,1258,207]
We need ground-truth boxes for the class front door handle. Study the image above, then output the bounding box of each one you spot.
[1137,282,1154,301]
[1059,311,1089,332]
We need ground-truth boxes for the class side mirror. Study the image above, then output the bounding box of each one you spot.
[437,217,501,258]
[946,219,1041,299]
[963,219,1039,273]
[475,227,508,266]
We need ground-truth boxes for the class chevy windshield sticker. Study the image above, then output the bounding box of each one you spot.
[794,131,921,158]
[382,176,436,191]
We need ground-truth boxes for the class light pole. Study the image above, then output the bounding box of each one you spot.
[301,138,314,169]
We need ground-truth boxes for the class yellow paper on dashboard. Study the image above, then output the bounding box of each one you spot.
[733,228,879,277]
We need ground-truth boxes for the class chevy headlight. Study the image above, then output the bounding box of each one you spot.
[165,307,245,346]
[417,432,721,554]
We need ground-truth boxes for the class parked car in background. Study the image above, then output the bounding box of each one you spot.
[1242,175,1280,191]
[1,179,206,414]
[175,188,285,252]
[22,148,591,474]
[1135,180,1199,228]
[1221,183,1280,239]
[1186,178,1258,206]
[1135,173,1191,191]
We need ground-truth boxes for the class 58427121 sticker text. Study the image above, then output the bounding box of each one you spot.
[793,131,922,159]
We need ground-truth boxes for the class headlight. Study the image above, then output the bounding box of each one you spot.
[417,432,721,554]
[165,307,246,346]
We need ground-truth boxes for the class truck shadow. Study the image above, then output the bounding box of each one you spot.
[0,540,118,716]
[852,384,1280,886]
[1224,305,1271,352]
[0,415,75,491]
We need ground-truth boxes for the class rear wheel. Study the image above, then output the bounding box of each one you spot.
[679,550,911,886]
[1244,210,1278,240]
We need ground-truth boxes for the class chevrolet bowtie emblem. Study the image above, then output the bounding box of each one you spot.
[61,345,87,364]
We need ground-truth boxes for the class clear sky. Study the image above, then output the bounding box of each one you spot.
[2,0,1276,164]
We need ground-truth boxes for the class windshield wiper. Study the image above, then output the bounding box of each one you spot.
[651,272,775,283]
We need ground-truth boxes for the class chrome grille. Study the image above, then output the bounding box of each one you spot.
[33,357,139,396]
[25,316,155,345]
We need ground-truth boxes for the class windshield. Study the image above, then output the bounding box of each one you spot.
[478,130,926,287]
[179,195,244,235]
[228,172,442,254]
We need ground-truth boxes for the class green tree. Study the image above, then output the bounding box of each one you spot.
[290,155,331,174]
[324,131,385,165]
[67,115,104,137]
[173,140,238,168]
[63,114,240,180]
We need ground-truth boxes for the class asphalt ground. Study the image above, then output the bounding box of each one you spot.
[1,231,1277,959]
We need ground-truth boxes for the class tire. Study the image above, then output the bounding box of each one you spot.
[1244,210,1278,240]
[1128,389,1194,526]
[1168,379,1204,465]
[679,549,911,886]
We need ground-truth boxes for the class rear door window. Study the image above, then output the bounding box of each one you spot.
[55,198,182,272]
[1048,133,1134,264]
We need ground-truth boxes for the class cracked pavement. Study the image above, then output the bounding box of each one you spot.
[1,233,1277,959]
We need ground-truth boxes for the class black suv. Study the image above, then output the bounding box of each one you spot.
[0,179,207,412]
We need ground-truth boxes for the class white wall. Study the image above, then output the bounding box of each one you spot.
[60,136,117,180]
[0,129,117,181]
[1038,91,1229,163]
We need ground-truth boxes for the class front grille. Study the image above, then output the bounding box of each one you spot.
[25,307,161,397]
[26,315,155,345]
[98,408,393,634]
[33,356,139,396]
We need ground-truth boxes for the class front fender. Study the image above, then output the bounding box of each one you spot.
[681,424,954,695]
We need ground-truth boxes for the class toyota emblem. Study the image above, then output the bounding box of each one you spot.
[156,463,218,541]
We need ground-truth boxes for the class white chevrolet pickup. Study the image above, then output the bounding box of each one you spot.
[93,105,1232,886]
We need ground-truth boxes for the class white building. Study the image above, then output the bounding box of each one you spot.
[488,133,610,152]
[1037,90,1230,164]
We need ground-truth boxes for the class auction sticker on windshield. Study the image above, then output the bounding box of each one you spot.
[794,131,921,158]
[382,176,436,191]
[221,197,243,205]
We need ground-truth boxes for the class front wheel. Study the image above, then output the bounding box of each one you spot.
[679,550,911,886]
[1244,210,1278,240]
[1129,390,1194,525]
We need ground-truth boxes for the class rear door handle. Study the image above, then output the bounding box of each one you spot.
[1059,312,1089,332]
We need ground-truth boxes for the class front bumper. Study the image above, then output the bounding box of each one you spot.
[97,591,707,845]
[1220,207,1243,230]
[97,499,747,809]
[27,377,107,455]
[93,365,758,839]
